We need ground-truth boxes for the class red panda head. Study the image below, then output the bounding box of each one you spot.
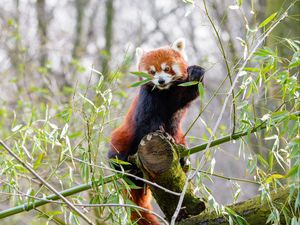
[136,38,188,90]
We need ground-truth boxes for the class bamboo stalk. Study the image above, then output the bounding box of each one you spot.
[0,174,119,219]
[181,110,299,157]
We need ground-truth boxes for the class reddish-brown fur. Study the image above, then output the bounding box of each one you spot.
[110,96,138,157]
[130,188,161,225]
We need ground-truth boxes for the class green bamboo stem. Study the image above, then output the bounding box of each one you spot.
[0,174,119,219]
[181,122,266,157]
[181,110,299,157]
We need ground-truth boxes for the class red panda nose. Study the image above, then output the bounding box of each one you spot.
[158,79,165,84]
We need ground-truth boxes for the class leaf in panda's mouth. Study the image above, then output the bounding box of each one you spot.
[130,71,153,79]
[130,78,152,87]
[156,83,171,90]
[178,81,199,86]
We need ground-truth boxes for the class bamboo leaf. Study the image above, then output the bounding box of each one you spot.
[130,71,152,79]
[244,67,260,72]
[110,158,131,165]
[288,59,300,69]
[236,0,242,6]
[259,12,277,28]
[130,78,152,87]
[285,165,299,178]
[178,81,199,86]
[265,173,285,183]
[198,83,204,98]
[11,124,23,132]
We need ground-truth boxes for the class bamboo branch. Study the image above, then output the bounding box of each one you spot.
[181,110,299,157]
[0,141,96,224]
[0,174,118,219]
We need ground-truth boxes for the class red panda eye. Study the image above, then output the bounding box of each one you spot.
[164,67,170,72]
[149,70,156,75]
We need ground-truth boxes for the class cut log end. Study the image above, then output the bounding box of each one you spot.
[138,132,174,175]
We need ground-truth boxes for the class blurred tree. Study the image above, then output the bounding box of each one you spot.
[72,0,89,59]
[36,0,48,67]
[211,1,239,64]
[101,0,114,77]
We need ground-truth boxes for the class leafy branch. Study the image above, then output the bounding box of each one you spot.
[0,109,298,220]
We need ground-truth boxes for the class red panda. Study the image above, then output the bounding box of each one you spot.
[109,38,204,225]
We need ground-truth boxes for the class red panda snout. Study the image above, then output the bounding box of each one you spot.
[152,71,173,89]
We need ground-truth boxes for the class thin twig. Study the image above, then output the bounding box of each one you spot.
[196,169,259,184]
[65,154,181,196]
[202,0,237,134]
[184,73,229,137]
[34,208,66,225]
[0,191,168,225]
[0,141,95,225]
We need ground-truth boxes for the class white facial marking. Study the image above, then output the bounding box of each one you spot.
[161,63,167,70]
[150,65,156,72]
[152,71,173,89]
[172,63,181,76]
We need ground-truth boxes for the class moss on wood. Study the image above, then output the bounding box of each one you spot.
[178,188,294,225]
[136,131,205,221]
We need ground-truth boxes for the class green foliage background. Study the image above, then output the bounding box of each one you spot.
[0,0,299,224]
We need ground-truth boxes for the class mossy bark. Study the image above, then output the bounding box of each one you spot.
[136,131,205,221]
[178,187,293,225]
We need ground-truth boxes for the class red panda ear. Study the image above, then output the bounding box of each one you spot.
[171,38,185,53]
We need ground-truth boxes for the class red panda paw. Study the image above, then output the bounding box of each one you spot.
[187,65,205,82]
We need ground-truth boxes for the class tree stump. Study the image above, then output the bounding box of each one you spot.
[136,131,205,221]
